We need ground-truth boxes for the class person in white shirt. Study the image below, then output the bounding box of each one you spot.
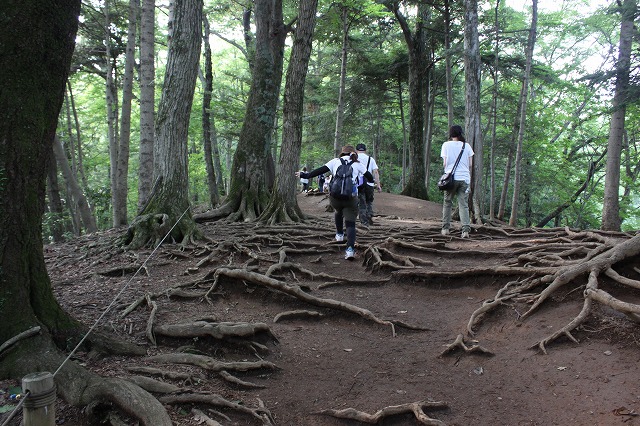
[355,143,381,227]
[299,167,309,192]
[296,145,374,260]
[440,125,474,238]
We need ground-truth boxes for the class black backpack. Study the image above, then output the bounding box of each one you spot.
[330,158,356,200]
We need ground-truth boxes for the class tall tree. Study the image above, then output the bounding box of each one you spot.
[195,0,288,222]
[202,14,221,207]
[383,0,429,200]
[509,0,537,227]
[464,0,484,223]
[137,0,155,212]
[333,6,350,157]
[601,0,635,231]
[0,1,171,423]
[126,0,204,248]
[260,0,319,223]
[113,0,139,226]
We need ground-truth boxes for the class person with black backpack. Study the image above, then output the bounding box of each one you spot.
[296,145,374,260]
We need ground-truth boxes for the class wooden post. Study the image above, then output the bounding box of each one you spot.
[22,372,56,426]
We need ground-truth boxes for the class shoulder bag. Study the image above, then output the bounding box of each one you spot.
[437,143,465,191]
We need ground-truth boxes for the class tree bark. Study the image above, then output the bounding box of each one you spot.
[464,0,484,223]
[53,136,98,234]
[112,0,138,226]
[202,15,221,207]
[128,0,204,248]
[601,0,635,231]
[260,0,318,224]
[198,0,287,222]
[386,2,429,200]
[137,0,155,212]
[333,6,349,157]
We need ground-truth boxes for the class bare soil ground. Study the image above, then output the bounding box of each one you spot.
[2,192,640,425]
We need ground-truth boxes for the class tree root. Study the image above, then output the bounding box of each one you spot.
[147,352,278,373]
[159,393,274,425]
[439,334,494,357]
[152,320,277,343]
[315,400,448,425]
[273,309,324,322]
[207,267,404,336]
[0,326,41,355]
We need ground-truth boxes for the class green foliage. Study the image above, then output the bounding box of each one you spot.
[47,0,640,232]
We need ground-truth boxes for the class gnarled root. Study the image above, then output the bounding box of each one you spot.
[315,400,448,425]
[439,334,494,357]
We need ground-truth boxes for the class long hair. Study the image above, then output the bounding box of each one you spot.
[449,125,466,142]
[340,145,359,162]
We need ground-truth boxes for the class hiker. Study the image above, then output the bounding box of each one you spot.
[355,143,381,227]
[318,174,326,193]
[441,125,474,238]
[300,167,309,192]
[296,145,374,260]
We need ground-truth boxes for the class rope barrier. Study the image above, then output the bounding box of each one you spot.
[0,207,191,426]
[53,206,191,377]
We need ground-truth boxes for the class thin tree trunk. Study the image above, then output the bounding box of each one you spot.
[509,0,537,227]
[601,0,635,231]
[67,81,90,192]
[398,76,407,187]
[137,0,155,212]
[444,0,454,128]
[201,15,220,207]
[104,0,120,228]
[333,6,349,157]
[46,149,68,242]
[114,0,138,226]
[489,0,500,221]
[53,136,98,233]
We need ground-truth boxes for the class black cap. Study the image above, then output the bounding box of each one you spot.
[356,143,366,151]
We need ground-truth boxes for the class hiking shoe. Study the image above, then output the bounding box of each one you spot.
[461,231,469,238]
[368,216,374,225]
[441,229,450,236]
[345,247,355,260]
[335,233,344,242]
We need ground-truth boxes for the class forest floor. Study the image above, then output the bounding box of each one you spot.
[2,191,640,425]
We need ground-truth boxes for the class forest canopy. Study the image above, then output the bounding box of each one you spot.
[49,0,640,240]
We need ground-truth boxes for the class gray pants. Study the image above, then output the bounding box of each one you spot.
[442,180,470,232]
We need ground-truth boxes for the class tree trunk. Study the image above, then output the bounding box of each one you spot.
[104,0,121,228]
[601,0,634,231]
[389,2,429,200]
[1,2,171,424]
[464,0,484,223]
[489,0,501,221]
[260,0,318,224]
[444,0,454,129]
[202,15,221,207]
[509,0,537,227]
[127,0,204,248]
[53,136,98,233]
[333,6,349,157]
[46,150,68,243]
[114,0,138,226]
[197,0,287,223]
[137,0,155,212]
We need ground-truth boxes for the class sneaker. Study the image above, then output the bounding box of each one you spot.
[335,233,344,242]
[461,231,469,238]
[345,247,355,260]
[441,229,450,236]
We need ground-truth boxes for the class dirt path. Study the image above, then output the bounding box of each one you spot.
[2,192,639,425]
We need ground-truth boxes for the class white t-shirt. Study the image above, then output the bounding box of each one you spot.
[325,155,368,185]
[356,152,378,186]
[440,140,474,184]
